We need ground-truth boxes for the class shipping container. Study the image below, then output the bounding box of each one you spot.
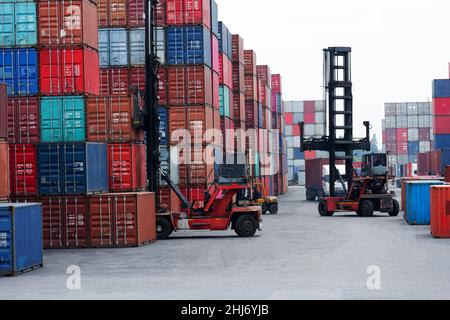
[219,85,231,117]
[0,141,9,199]
[38,143,108,195]
[158,186,181,211]
[129,28,145,66]
[99,28,128,67]
[0,1,37,47]
[166,26,211,67]
[445,166,450,182]
[0,48,38,96]
[166,0,211,29]
[99,67,129,95]
[41,196,89,249]
[434,116,450,135]
[0,83,7,140]
[40,47,100,95]
[108,143,146,192]
[433,98,450,116]
[40,96,86,143]
[128,0,146,27]
[432,79,450,98]
[9,144,37,196]
[89,192,156,247]
[430,185,450,238]
[38,0,98,49]
[98,0,127,27]
[405,181,445,225]
[6,97,39,144]
[435,134,450,149]
[0,203,43,276]
[231,34,244,64]
[244,50,256,75]
[86,95,144,142]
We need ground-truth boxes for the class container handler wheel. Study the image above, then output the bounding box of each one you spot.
[261,202,269,215]
[388,199,400,217]
[235,214,258,237]
[269,203,278,215]
[156,216,173,240]
[318,199,334,217]
[360,200,375,217]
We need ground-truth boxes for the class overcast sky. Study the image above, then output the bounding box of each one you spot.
[216,0,450,140]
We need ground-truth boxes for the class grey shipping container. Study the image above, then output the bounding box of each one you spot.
[385,116,396,128]
[396,116,408,128]
[385,103,396,116]
[99,28,128,67]
[407,115,418,128]
[408,128,419,141]
[407,103,418,115]
[396,103,408,115]
[129,28,145,66]
[292,101,304,113]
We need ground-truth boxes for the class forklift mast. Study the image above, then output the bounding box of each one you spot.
[300,47,371,197]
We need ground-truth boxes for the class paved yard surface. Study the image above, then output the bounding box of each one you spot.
[1,186,450,300]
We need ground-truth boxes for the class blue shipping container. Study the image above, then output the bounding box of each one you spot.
[433,79,450,98]
[407,141,419,155]
[294,148,304,160]
[218,21,232,58]
[0,2,37,47]
[129,28,145,66]
[166,26,212,67]
[99,28,128,67]
[210,0,219,37]
[40,96,86,143]
[38,143,108,195]
[0,203,43,276]
[405,181,445,225]
[158,107,168,145]
[0,48,38,96]
[435,134,450,150]
[440,148,450,174]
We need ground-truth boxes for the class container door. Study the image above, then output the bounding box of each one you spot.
[38,144,62,195]
[16,48,38,96]
[63,96,86,142]
[15,2,37,46]
[98,29,110,67]
[0,50,14,95]
[166,27,185,65]
[0,3,14,47]
[129,28,145,66]
[0,208,13,273]
[109,29,128,66]
[62,143,86,194]
[40,97,63,142]
[86,143,108,193]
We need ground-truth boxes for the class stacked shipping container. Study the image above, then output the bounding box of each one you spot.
[282,100,326,185]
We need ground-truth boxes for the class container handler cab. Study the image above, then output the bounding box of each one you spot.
[238,182,279,215]
[142,1,263,239]
[300,47,399,217]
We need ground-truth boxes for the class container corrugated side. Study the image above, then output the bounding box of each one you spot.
[0,142,9,199]
[430,185,450,238]
[405,181,445,225]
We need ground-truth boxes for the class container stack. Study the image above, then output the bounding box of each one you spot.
[231,34,245,132]
[283,100,326,185]
[432,80,450,150]
[0,84,9,202]
[165,0,220,208]
[382,102,433,176]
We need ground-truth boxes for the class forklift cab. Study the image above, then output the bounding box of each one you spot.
[361,154,388,177]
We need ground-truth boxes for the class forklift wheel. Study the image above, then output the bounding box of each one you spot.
[360,200,375,217]
[262,203,269,215]
[269,203,278,215]
[156,217,173,240]
[318,200,334,217]
[388,199,400,217]
[235,215,258,237]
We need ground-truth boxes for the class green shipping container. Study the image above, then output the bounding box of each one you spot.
[0,1,37,47]
[40,96,86,142]
[219,86,231,117]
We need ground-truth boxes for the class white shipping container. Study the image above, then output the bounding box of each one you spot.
[287,148,294,160]
[385,103,396,116]
[315,112,325,124]
[293,112,303,124]
[396,115,408,128]
[397,155,409,165]
[385,116,396,128]
[293,159,305,167]
[396,103,408,115]
[286,136,294,148]
[285,125,293,136]
[284,101,293,113]
[418,102,431,115]
[315,124,325,136]
[382,119,386,131]
[315,101,325,112]
[293,136,301,148]
[407,103,418,115]
[155,27,166,64]
[288,160,294,166]
[388,155,398,166]
[298,171,306,186]
[407,115,418,128]
[418,115,431,128]
[304,124,315,136]
[408,128,419,141]
[419,141,431,153]
[292,101,304,113]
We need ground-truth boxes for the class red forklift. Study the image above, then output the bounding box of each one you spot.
[143,1,262,239]
[300,47,399,217]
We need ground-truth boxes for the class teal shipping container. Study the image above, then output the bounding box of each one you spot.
[219,86,231,117]
[405,180,445,225]
[0,1,37,47]
[0,203,43,276]
[40,96,86,142]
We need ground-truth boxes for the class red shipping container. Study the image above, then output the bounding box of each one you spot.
[231,35,244,64]
[177,150,215,186]
[285,113,293,125]
[89,192,157,247]
[433,98,450,116]
[244,50,256,75]
[245,100,258,128]
[257,65,271,88]
[211,34,219,74]
[108,143,146,192]
[397,141,408,155]
[130,67,147,92]
[244,75,258,101]
[271,74,282,94]
[212,71,219,109]
[386,142,397,154]
[40,47,100,95]
[434,116,450,134]
[168,106,214,145]
[445,166,450,183]
[419,128,430,141]
[0,84,7,141]
[417,152,431,176]
[167,66,212,106]
[396,128,408,142]
[257,79,264,104]
[431,150,442,175]
[385,128,396,142]
[430,186,450,238]
[128,0,146,27]
[86,96,144,142]
[98,0,127,27]
[9,144,37,196]
[222,117,235,152]
[158,186,181,211]
[233,92,245,123]
[304,101,315,113]
[232,63,245,93]
[219,54,232,88]
[166,0,211,28]
[41,196,89,249]
[7,97,39,144]
[38,0,98,49]
[304,151,317,161]
[304,113,315,124]
[155,0,166,26]
[100,68,129,96]
[292,124,301,136]
[0,142,9,199]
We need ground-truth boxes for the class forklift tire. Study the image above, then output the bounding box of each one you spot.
[156,217,173,240]
[269,203,278,215]
[318,199,334,217]
[388,199,400,217]
[360,200,375,217]
[262,203,269,215]
[235,215,258,237]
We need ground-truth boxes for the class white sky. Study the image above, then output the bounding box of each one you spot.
[216,0,450,139]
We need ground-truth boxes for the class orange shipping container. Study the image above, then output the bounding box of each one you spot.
[167,66,213,106]
[38,0,98,49]
[430,185,450,238]
[86,96,144,142]
[89,192,156,247]
[0,142,9,199]
[168,106,215,145]
[158,186,181,212]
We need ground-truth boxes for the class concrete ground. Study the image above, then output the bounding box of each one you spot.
[2,186,450,300]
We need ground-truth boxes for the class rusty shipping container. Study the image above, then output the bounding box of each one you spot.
[41,196,89,249]
[86,95,144,142]
[38,0,98,49]
[7,97,39,144]
[168,106,215,145]
[9,144,38,197]
[108,143,146,192]
[89,192,157,247]
[430,185,450,238]
[98,0,127,27]
[0,84,7,141]
[0,142,9,200]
